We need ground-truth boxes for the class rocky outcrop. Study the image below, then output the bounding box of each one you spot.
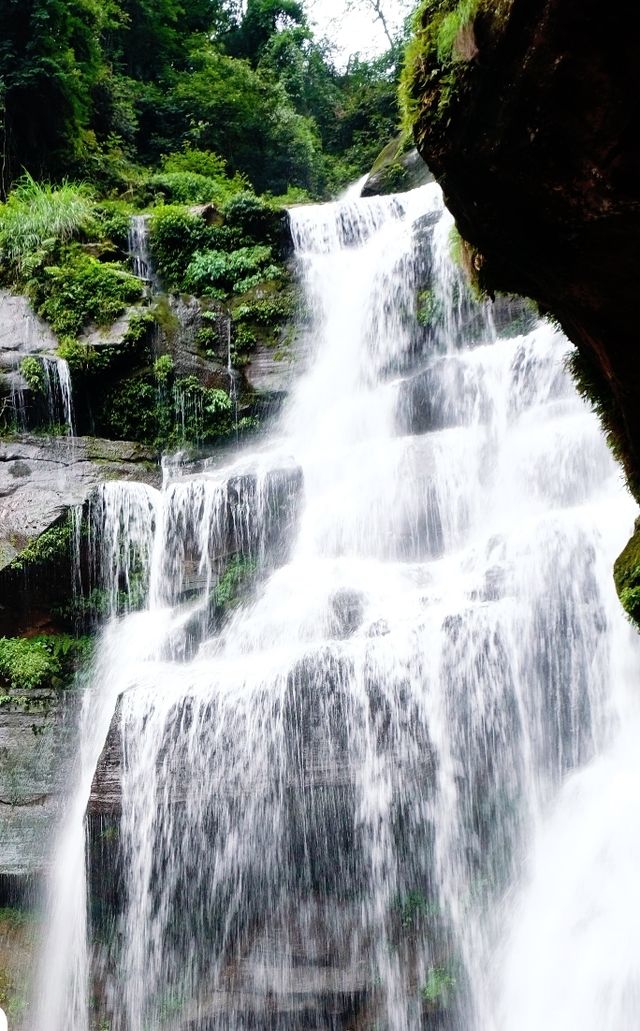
[0,691,78,880]
[405,0,640,502]
[362,135,435,197]
[0,435,159,572]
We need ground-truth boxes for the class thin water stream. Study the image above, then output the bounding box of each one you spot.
[36,183,640,1030]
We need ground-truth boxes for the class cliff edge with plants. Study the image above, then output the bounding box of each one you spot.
[402,0,640,621]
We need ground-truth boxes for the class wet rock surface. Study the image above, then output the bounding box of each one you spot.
[408,0,640,497]
[0,692,79,879]
[0,435,159,570]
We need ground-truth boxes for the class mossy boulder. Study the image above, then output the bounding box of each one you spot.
[614,519,640,629]
[362,134,434,197]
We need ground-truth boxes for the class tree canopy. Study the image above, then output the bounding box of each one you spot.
[0,0,407,198]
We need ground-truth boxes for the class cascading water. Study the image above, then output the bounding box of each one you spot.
[41,355,75,435]
[129,214,155,287]
[37,183,640,1031]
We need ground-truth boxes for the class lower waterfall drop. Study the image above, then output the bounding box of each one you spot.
[37,183,640,1031]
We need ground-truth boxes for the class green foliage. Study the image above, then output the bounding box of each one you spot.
[0,635,92,691]
[162,149,229,178]
[614,521,640,628]
[153,354,175,385]
[421,966,456,1007]
[28,249,143,336]
[146,172,228,206]
[397,889,439,928]
[185,245,277,295]
[436,0,480,64]
[149,207,213,289]
[103,376,163,444]
[102,371,233,448]
[213,556,258,611]
[221,192,286,248]
[173,377,234,445]
[0,176,95,272]
[58,578,147,624]
[10,521,71,572]
[146,149,250,206]
[94,201,135,250]
[19,356,45,394]
[416,288,443,328]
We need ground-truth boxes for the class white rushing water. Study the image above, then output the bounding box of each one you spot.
[37,183,640,1031]
[129,214,156,288]
[42,355,75,435]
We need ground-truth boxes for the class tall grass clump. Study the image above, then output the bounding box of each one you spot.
[0,174,94,272]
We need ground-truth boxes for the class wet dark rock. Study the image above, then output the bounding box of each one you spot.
[407,0,640,501]
[155,294,230,390]
[0,691,79,879]
[395,356,491,436]
[328,589,365,639]
[363,137,434,197]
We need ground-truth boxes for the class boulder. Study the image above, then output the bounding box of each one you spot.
[362,136,434,197]
[0,435,159,572]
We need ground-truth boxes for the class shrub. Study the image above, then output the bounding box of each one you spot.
[185,245,274,296]
[0,175,95,272]
[163,149,229,179]
[153,354,174,385]
[10,521,71,572]
[147,172,226,205]
[94,202,135,251]
[19,357,45,394]
[29,249,143,336]
[0,635,91,691]
[173,377,233,444]
[213,556,257,611]
[221,192,286,249]
[148,206,213,289]
[102,371,233,448]
[421,966,456,1007]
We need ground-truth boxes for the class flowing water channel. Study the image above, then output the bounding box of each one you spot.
[37,183,640,1030]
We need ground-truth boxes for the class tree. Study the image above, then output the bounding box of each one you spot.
[223,0,305,63]
[0,0,117,192]
[343,0,414,51]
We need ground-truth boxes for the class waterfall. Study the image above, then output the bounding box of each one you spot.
[42,355,75,435]
[36,183,640,1031]
[128,214,155,286]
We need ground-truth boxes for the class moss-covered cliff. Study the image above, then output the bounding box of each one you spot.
[403,0,640,622]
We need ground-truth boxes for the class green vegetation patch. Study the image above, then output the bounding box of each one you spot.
[102,367,233,449]
[421,965,457,1008]
[400,0,483,132]
[18,356,46,395]
[213,556,258,613]
[614,520,640,629]
[27,247,143,338]
[0,635,92,692]
[0,175,95,273]
[9,520,72,574]
[185,244,279,297]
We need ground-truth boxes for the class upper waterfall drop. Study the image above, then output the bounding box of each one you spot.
[36,183,640,1031]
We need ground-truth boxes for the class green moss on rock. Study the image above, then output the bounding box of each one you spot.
[9,520,72,574]
[614,519,640,629]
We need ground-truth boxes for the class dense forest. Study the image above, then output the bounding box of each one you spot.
[0,0,409,199]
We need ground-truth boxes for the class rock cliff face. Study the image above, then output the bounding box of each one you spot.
[406,0,640,484]
[404,0,640,617]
